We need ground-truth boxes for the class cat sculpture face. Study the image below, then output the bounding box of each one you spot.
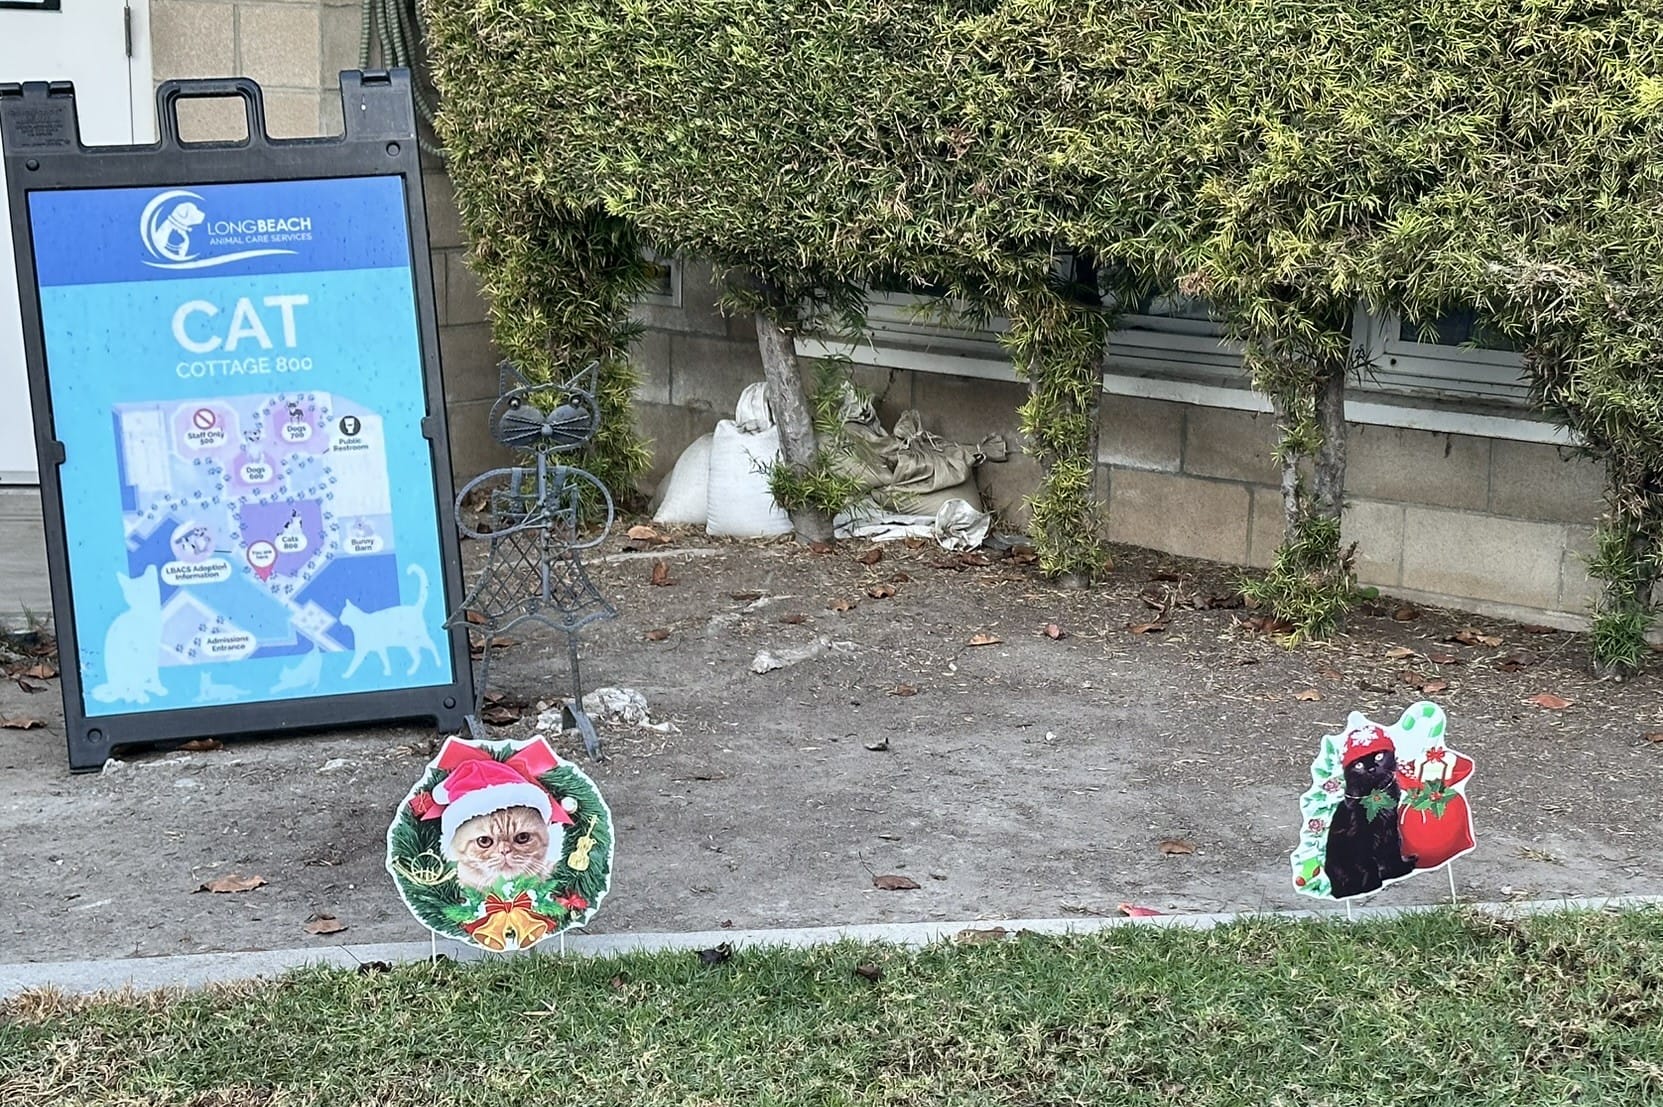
[451,806,553,891]
[1344,749,1398,797]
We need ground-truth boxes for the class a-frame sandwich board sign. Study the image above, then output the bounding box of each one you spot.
[1,71,473,770]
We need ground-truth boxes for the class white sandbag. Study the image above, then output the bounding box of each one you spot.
[735,381,774,433]
[705,420,794,536]
[651,432,714,525]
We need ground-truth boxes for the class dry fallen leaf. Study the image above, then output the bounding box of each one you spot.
[1427,652,1462,665]
[853,962,884,982]
[866,583,896,600]
[644,628,671,642]
[829,598,856,613]
[890,572,911,584]
[966,633,1002,647]
[1644,732,1663,744]
[22,661,56,680]
[1293,689,1322,702]
[463,609,486,626]
[729,591,763,602]
[1392,605,1420,622]
[1520,624,1556,635]
[1421,679,1450,694]
[889,684,918,697]
[480,703,522,726]
[1157,838,1196,857]
[0,717,44,730]
[1317,667,1344,681]
[1044,623,1068,640]
[1399,670,1430,688]
[808,541,836,555]
[303,913,347,936]
[179,738,223,752]
[16,678,48,694]
[1497,652,1537,672]
[1386,646,1418,660]
[1118,903,1164,917]
[649,560,676,587]
[873,874,920,891]
[1451,627,1502,648]
[1126,621,1167,635]
[1526,693,1574,711]
[196,874,266,894]
[780,612,807,625]
[857,548,883,566]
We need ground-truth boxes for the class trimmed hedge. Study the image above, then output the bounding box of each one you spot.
[423,0,1663,666]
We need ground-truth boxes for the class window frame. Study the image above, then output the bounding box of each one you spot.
[796,290,1567,445]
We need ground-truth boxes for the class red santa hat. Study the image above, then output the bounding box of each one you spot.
[1342,725,1396,767]
[417,737,574,858]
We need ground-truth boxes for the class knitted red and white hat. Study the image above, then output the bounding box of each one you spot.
[434,758,554,857]
[1342,725,1395,767]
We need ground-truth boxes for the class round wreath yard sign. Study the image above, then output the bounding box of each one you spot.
[387,735,613,951]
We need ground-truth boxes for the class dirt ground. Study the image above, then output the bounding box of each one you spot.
[2,529,1660,965]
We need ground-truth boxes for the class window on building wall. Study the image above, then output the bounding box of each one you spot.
[1353,306,1529,407]
[810,272,1541,435]
[1104,288,1244,383]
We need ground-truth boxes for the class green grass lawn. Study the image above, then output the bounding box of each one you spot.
[4,909,1662,1106]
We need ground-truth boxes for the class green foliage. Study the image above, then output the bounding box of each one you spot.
[763,360,871,517]
[423,0,1663,663]
[1241,515,1358,644]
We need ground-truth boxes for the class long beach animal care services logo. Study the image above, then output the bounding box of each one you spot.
[140,189,313,270]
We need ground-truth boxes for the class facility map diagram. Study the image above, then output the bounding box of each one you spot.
[112,390,403,679]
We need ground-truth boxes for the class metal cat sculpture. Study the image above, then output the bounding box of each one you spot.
[449,361,616,757]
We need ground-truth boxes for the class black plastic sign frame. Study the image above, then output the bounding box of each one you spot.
[2,72,473,770]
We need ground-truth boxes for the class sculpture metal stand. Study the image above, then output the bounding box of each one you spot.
[449,361,615,757]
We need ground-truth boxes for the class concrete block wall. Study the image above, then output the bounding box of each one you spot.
[642,263,1608,626]
[148,0,506,480]
[1098,400,1604,625]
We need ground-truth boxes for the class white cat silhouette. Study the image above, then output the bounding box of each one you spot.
[270,647,323,693]
[340,565,442,678]
[196,670,248,704]
[90,566,167,705]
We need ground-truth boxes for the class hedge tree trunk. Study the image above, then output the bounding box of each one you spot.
[1245,333,1355,641]
[754,313,835,543]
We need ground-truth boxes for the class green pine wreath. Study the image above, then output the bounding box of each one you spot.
[386,741,613,945]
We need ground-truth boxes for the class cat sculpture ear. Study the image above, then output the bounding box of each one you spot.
[1342,709,1371,734]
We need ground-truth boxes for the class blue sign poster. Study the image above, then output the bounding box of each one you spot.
[28,175,455,716]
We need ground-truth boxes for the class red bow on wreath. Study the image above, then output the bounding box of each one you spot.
[462,892,557,951]
[410,736,573,826]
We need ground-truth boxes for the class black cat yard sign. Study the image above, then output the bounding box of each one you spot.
[387,734,613,952]
[1,74,472,769]
[1292,702,1476,901]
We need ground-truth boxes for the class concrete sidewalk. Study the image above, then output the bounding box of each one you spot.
[5,895,1659,1000]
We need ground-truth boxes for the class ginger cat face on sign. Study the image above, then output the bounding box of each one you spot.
[450,806,553,891]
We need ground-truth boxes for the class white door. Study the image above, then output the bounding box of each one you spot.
[0,1,153,483]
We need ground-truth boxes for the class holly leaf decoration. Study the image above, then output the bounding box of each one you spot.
[1404,781,1455,818]
[1360,789,1399,821]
